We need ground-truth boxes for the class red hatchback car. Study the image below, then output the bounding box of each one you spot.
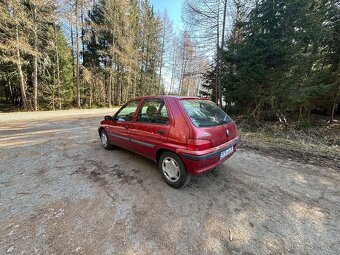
[98,96,240,188]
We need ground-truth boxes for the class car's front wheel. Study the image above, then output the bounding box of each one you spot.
[159,151,191,188]
[100,129,112,150]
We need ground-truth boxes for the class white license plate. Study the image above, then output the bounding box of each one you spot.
[220,147,233,160]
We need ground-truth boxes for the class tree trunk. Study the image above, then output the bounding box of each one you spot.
[145,48,150,95]
[9,80,13,104]
[75,0,81,108]
[138,42,145,96]
[109,30,115,107]
[70,15,76,103]
[158,22,166,94]
[139,62,144,96]
[215,1,220,105]
[103,72,107,104]
[169,39,178,95]
[116,66,121,106]
[81,3,85,58]
[16,25,28,111]
[330,80,340,122]
[108,70,112,108]
[89,83,93,108]
[54,25,62,110]
[133,72,137,98]
[179,42,186,95]
[218,0,227,108]
[120,74,122,105]
[32,6,38,111]
[53,65,56,110]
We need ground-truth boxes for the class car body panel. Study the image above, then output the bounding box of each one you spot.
[193,121,238,147]
[176,136,240,175]
[106,120,131,148]
[102,99,141,149]
[164,97,191,152]
[99,95,239,176]
[129,122,171,159]
[100,119,131,149]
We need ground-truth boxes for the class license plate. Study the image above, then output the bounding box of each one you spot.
[220,147,233,160]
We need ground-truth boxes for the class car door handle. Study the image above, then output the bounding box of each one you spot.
[156,130,164,135]
[123,125,129,130]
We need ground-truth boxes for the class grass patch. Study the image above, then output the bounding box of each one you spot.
[236,118,340,169]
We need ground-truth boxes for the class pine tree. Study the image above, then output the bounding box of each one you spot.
[218,0,340,121]
[0,0,35,110]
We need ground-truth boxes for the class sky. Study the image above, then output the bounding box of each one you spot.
[150,0,185,91]
[150,0,184,31]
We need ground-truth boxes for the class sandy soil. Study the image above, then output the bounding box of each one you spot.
[0,109,339,255]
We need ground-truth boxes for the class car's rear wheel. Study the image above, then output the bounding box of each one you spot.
[100,129,112,150]
[159,151,191,188]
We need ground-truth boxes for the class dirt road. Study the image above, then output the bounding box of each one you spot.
[0,109,339,255]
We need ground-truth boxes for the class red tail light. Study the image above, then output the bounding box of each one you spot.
[187,139,212,151]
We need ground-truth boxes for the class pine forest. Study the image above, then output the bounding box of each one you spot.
[0,0,339,122]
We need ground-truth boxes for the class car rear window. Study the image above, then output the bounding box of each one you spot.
[181,100,232,127]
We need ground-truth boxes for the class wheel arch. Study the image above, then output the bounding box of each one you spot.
[98,127,104,137]
[156,148,176,163]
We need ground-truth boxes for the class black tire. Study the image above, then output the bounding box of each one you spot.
[159,151,191,188]
[100,129,113,150]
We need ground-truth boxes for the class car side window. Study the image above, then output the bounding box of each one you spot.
[136,99,169,125]
[115,100,140,122]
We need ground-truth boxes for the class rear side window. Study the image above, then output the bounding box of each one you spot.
[136,99,169,125]
[181,100,232,127]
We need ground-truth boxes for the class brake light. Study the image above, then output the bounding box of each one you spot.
[187,139,212,151]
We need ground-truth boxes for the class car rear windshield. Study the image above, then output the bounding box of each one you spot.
[181,99,232,127]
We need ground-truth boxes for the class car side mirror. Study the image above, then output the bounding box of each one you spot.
[104,115,114,121]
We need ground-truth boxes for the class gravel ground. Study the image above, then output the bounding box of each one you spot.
[0,109,339,255]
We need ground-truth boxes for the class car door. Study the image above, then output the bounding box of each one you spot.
[106,100,141,149]
[129,98,171,160]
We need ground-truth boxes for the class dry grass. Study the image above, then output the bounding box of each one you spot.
[237,119,340,170]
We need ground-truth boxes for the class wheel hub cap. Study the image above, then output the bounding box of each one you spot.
[101,133,108,147]
[162,157,180,182]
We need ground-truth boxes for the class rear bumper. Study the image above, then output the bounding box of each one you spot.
[177,136,240,175]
